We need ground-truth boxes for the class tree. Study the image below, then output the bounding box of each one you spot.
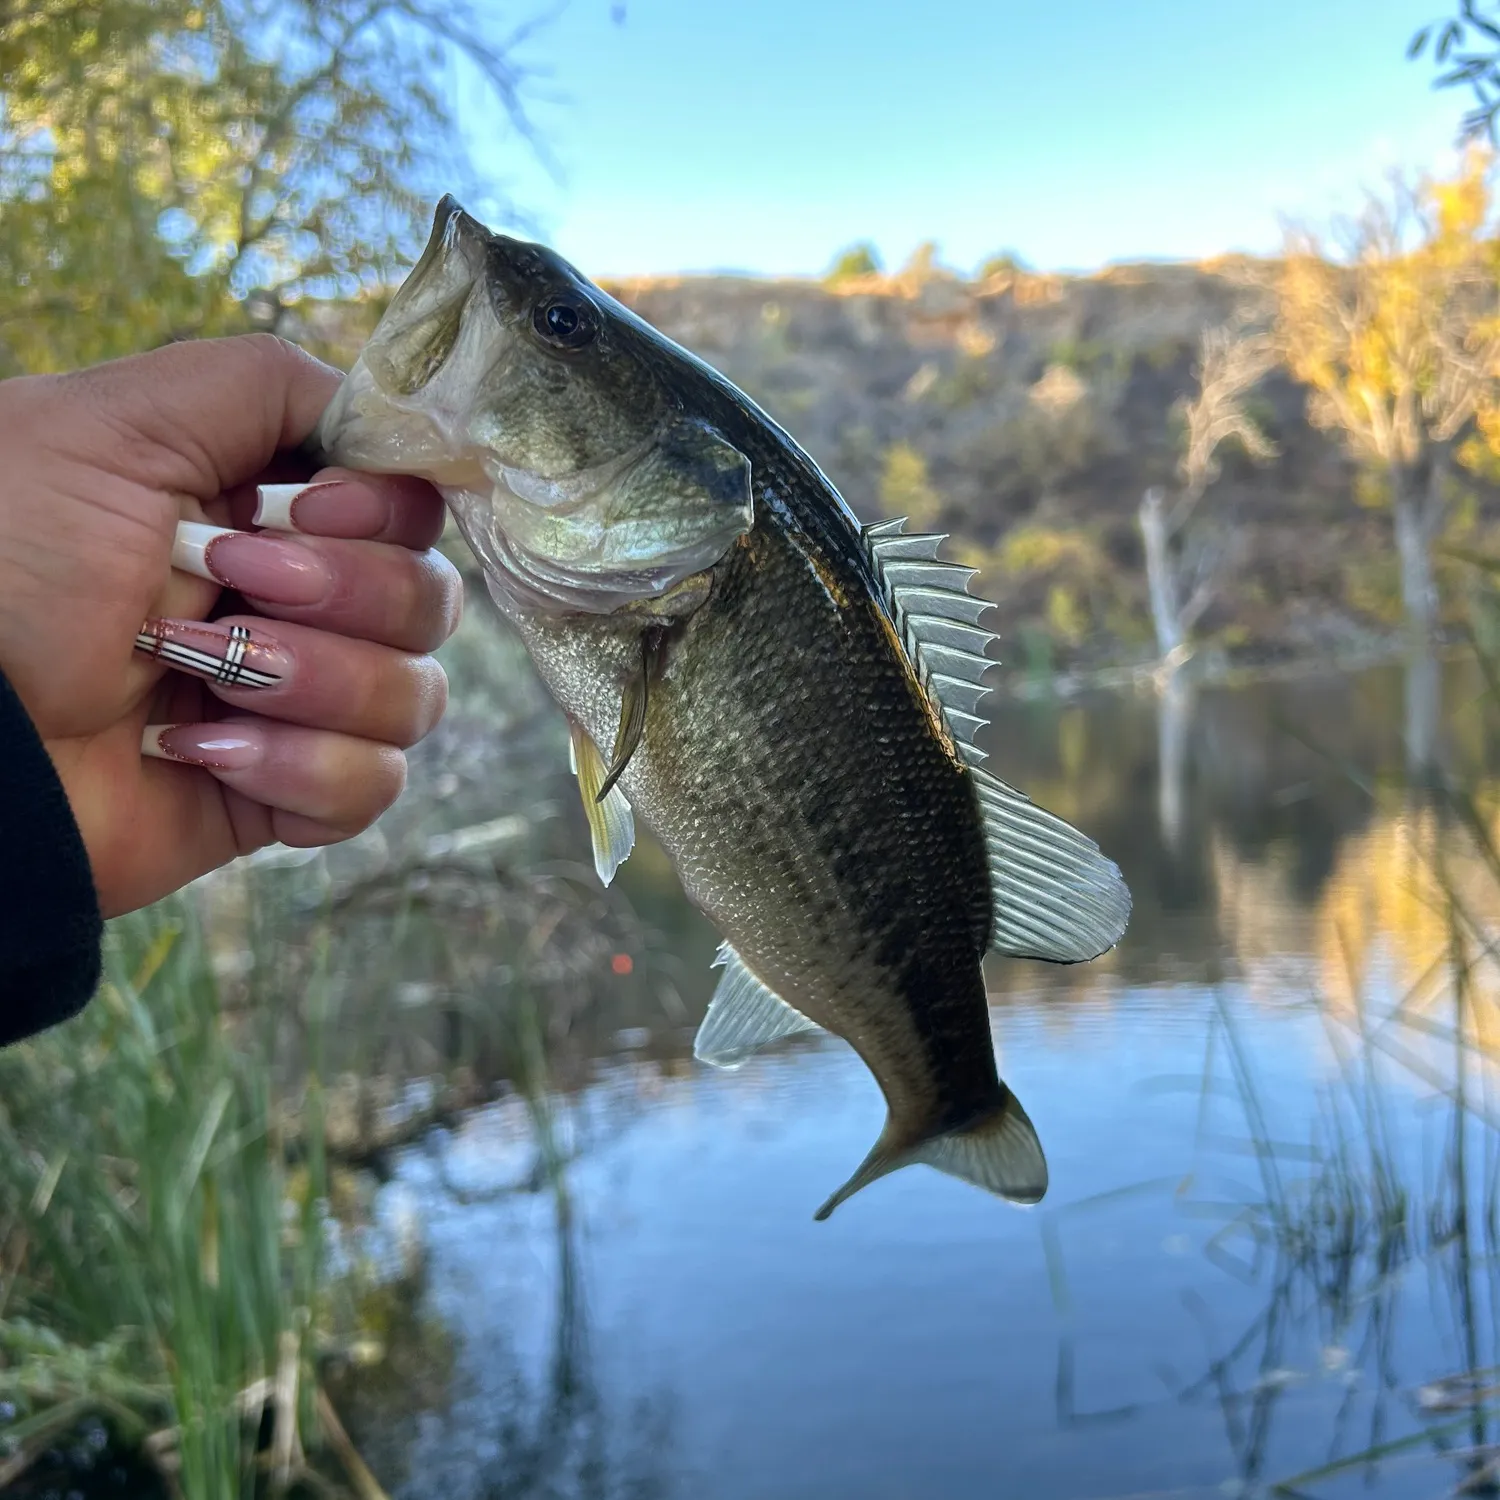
[0,0,543,373]
[976,250,1029,280]
[1411,1,1500,139]
[1137,323,1276,669]
[825,242,882,285]
[877,441,945,528]
[1266,153,1500,644]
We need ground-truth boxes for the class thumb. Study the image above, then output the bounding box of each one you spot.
[65,334,343,500]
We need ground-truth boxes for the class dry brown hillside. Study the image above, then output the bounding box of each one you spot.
[606,260,1494,677]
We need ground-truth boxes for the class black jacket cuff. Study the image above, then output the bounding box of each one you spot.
[0,670,103,1045]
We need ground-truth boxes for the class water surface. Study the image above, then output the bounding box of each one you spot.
[343,655,1500,1500]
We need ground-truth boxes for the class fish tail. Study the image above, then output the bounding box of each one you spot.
[812,1089,1047,1221]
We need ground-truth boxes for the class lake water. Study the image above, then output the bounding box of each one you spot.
[335,650,1500,1500]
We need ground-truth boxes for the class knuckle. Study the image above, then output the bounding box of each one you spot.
[402,658,449,745]
[242,331,305,370]
[396,550,460,652]
[371,746,408,815]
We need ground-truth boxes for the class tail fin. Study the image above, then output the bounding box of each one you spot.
[812,1090,1047,1221]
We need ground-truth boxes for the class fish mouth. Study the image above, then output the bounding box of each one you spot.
[315,196,506,478]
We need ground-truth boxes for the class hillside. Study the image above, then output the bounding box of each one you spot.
[604,259,1484,677]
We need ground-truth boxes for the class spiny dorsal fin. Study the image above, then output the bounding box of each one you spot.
[971,766,1130,962]
[568,720,635,886]
[862,516,997,766]
[693,943,823,1070]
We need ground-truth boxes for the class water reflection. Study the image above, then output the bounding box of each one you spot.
[288,647,1500,1496]
[346,1094,677,1500]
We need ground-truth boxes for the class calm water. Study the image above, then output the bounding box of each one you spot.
[342,653,1500,1500]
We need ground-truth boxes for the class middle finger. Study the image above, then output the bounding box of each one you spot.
[176,524,463,652]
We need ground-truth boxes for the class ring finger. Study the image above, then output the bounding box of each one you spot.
[135,614,447,749]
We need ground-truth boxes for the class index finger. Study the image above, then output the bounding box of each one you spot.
[63,333,340,500]
[235,469,448,551]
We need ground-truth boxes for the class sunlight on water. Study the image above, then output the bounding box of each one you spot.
[320,653,1500,1500]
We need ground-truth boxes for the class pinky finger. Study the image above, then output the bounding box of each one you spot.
[142,718,407,842]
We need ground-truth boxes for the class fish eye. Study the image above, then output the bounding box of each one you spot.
[534,295,597,350]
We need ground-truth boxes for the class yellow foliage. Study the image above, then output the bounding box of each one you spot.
[1316,800,1500,1063]
[997,523,1103,578]
[1271,148,1500,481]
[0,0,527,374]
[1046,583,1089,644]
[1461,403,1500,481]
[877,442,945,527]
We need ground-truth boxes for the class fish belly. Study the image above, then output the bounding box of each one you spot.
[510,526,1003,1128]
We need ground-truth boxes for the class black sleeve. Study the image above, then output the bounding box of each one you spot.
[0,669,103,1045]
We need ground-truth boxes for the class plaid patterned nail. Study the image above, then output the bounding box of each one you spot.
[134,619,287,689]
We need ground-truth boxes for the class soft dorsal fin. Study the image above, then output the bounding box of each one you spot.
[863,517,1130,964]
[693,943,823,1070]
[862,517,997,767]
[568,720,635,886]
[971,766,1130,962]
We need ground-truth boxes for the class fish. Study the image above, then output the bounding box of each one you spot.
[316,196,1131,1219]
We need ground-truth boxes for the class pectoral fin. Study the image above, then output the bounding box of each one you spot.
[568,719,635,886]
[597,628,662,802]
[693,943,823,1069]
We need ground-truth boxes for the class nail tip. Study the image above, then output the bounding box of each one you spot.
[140,724,173,760]
[253,483,303,531]
[170,519,238,584]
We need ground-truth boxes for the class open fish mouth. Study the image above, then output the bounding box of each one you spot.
[317,196,754,616]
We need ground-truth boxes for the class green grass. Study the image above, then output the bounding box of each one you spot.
[0,900,367,1499]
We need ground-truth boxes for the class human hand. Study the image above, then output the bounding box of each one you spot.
[0,334,462,917]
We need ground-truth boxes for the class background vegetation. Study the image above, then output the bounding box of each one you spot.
[12,3,1500,1496]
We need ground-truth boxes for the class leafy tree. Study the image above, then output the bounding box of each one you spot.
[976,250,1028,280]
[877,441,944,528]
[824,241,882,285]
[1265,152,1500,642]
[1411,1,1500,139]
[0,0,542,373]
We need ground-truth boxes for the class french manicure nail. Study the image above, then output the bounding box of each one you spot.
[255,480,388,537]
[203,531,331,605]
[172,521,237,582]
[252,483,305,530]
[134,619,290,690]
[141,723,264,772]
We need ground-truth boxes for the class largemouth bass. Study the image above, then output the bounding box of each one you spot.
[317,197,1130,1218]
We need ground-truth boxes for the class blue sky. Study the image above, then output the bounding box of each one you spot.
[462,0,1471,278]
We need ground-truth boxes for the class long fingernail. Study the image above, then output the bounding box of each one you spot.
[135,619,290,690]
[142,723,264,771]
[209,533,330,605]
[172,521,236,581]
[172,520,331,604]
[254,480,387,537]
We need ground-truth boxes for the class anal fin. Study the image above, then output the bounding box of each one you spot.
[569,719,635,886]
[693,943,823,1070]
